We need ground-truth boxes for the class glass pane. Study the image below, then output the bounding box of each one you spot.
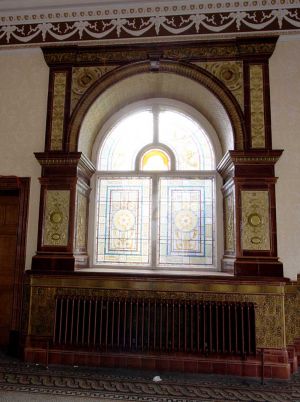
[158,178,214,267]
[141,148,170,171]
[95,177,151,265]
[98,111,153,171]
[159,110,215,170]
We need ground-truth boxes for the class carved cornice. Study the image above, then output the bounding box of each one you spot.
[42,37,278,67]
[35,152,96,178]
[217,150,283,178]
[0,2,298,47]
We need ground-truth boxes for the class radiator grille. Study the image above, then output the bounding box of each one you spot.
[53,296,256,356]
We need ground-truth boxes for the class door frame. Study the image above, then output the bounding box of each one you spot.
[0,176,30,336]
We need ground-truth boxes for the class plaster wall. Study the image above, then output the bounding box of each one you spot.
[0,48,48,269]
[0,39,300,278]
[270,37,300,280]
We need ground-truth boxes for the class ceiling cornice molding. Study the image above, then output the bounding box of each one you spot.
[0,0,299,47]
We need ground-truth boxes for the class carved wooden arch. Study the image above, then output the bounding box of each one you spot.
[66,60,246,155]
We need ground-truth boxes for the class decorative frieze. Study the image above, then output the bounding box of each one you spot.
[0,7,300,46]
[241,190,270,251]
[50,72,67,151]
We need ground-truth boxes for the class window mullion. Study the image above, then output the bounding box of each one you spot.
[151,175,159,267]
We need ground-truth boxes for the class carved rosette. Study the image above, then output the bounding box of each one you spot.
[249,65,265,148]
[50,72,67,151]
[224,191,235,253]
[43,190,70,246]
[71,66,117,112]
[195,61,244,110]
[75,191,88,250]
[241,190,270,251]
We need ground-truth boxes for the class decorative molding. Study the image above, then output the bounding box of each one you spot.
[241,190,270,251]
[68,61,245,152]
[43,190,70,247]
[71,66,117,112]
[195,61,244,109]
[50,72,67,151]
[0,7,300,46]
[249,64,265,148]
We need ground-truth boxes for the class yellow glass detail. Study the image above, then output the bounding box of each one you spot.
[141,149,170,171]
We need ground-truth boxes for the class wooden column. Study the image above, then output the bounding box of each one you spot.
[32,152,95,272]
[218,150,283,277]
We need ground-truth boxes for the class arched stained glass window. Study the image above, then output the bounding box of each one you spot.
[95,104,216,270]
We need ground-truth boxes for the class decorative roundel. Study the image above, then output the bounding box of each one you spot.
[174,210,198,232]
[50,211,63,224]
[247,213,262,227]
[113,209,135,231]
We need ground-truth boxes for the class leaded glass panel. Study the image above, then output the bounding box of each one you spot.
[159,111,215,170]
[98,111,153,171]
[158,178,214,267]
[96,177,151,265]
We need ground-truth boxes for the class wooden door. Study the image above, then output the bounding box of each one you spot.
[0,192,19,346]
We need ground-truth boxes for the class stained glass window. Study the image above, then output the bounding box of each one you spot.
[95,103,216,270]
[95,177,151,265]
[158,178,213,267]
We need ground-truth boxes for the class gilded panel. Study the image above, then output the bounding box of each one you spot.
[195,61,244,110]
[75,191,88,250]
[50,72,67,151]
[241,190,270,251]
[224,191,235,252]
[71,66,117,112]
[43,190,70,247]
[29,287,57,336]
[249,65,265,148]
[285,290,300,346]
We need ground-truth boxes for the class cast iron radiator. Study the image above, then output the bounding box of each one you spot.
[53,296,256,357]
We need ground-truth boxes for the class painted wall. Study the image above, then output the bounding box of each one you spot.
[270,37,300,280]
[0,48,48,269]
[0,38,299,278]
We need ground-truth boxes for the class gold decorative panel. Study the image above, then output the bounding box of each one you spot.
[50,72,67,151]
[249,65,265,148]
[224,191,235,253]
[241,190,270,251]
[75,191,88,250]
[29,287,57,336]
[71,66,117,112]
[43,190,70,247]
[285,288,300,346]
[195,61,244,110]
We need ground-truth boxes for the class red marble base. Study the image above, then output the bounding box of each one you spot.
[23,345,293,380]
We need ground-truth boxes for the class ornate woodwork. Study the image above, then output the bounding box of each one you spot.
[0,177,30,349]
[24,37,290,378]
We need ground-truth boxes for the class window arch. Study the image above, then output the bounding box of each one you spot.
[92,101,219,271]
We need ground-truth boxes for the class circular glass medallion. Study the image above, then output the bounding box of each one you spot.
[113,209,135,231]
[174,210,198,232]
